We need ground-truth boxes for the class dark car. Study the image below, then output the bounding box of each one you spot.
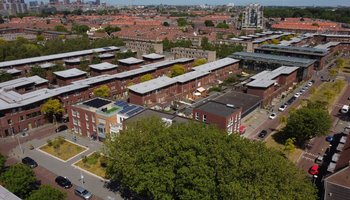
[55,176,73,189]
[22,157,38,168]
[258,130,268,138]
[55,125,68,133]
[287,97,296,105]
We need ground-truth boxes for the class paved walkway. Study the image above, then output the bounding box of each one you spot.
[11,131,123,200]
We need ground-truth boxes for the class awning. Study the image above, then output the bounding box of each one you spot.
[194,92,201,96]
[197,87,205,93]
[327,162,336,173]
[340,136,347,144]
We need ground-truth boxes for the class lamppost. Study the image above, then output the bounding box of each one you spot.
[80,170,85,188]
[53,114,58,131]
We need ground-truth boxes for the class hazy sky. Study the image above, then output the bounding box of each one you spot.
[104,0,350,6]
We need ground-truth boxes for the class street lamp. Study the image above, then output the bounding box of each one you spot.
[80,170,85,188]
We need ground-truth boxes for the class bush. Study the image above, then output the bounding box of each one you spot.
[82,155,87,163]
[100,156,108,168]
[47,139,52,147]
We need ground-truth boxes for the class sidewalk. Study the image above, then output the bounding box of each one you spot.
[11,131,123,200]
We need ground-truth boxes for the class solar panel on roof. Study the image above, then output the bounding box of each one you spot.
[83,98,111,108]
[115,101,128,107]
[126,107,144,116]
[120,105,137,114]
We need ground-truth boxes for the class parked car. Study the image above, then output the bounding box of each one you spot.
[294,92,301,98]
[309,164,319,175]
[326,136,334,143]
[315,156,324,165]
[287,97,296,105]
[74,186,92,200]
[55,125,68,133]
[278,104,287,112]
[269,113,277,120]
[22,157,38,168]
[55,176,72,189]
[258,130,268,138]
[307,81,313,87]
[341,105,349,114]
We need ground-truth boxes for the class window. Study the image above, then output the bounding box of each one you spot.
[203,115,207,122]
[7,119,12,125]
[85,114,89,121]
[72,110,77,117]
[195,112,199,120]
[77,112,80,118]
[19,116,24,121]
[86,124,89,129]
[92,116,95,123]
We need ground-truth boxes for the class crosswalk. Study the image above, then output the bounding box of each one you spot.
[301,151,319,162]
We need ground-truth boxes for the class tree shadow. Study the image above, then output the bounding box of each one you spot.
[104,179,145,200]
[272,130,289,145]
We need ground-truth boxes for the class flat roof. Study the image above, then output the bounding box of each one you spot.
[83,98,112,108]
[194,57,239,72]
[0,46,120,68]
[89,62,118,71]
[64,58,81,63]
[213,91,262,117]
[5,68,21,74]
[230,52,316,68]
[195,101,240,117]
[98,53,115,58]
[174,70,210,83]
[0,75,47,90]
[0,185,21,200]
[124,109,190,124]
[314,42,341,50]
[257,44,328,56]
[39,62,56,69]
[142,53,165,60]
[128,76,176,94]
[118,57,144,65]
[54,68,87,78]
[247,66,299,88]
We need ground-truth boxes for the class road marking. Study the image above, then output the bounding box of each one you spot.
[301,155,315,161]
[304,152,318,158]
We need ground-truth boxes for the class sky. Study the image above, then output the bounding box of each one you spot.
[103,0,350,6]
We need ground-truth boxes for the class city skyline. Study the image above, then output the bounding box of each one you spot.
[24,0,350,6]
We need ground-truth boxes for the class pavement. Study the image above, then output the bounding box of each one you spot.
[9,129,123,200]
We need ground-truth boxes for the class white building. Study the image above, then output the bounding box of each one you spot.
[242,3,263,29]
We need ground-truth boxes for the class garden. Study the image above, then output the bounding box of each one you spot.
[74,152,107,179]
[39,136,87,161]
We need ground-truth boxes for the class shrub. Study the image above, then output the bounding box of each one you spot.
[100,156,108,168]
[47,139,52,146]
[82,155,87,163]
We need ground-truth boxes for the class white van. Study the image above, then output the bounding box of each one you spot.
[341,105,349,114]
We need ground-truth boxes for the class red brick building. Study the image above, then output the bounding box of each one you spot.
[246,66,298,106]
[54,68,87,86]
[193,101,242,134]
[89,62,118,76]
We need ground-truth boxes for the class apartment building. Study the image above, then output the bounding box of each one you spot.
[68,98,144,140]
[171,47,216,62]
[241,3,264,29]
[124,40,163,56]
[128,58,240,107]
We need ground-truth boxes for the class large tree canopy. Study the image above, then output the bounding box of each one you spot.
[106,118,317,200]
[27,185,66,200]
[0,164,36,198]
[282,104,332,145]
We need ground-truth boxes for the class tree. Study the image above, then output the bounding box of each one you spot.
[78,59,90,72]
[271,39,280,44]
[177,18,188,27]
[170,64,185,77]
[91,52,101,64]
[0,153,6,172]
[336,58,345,69]
[30,66,46,78]
[204,20,214,27]
[104,25,121,35]
[106,118,317,200]
[0,164,36,198]
[71,24,90,34]
[282,106,332,146]
[27,185,66,200]
[41,99,64,122]
[216,22,229,29]
[0,71,12,83]
[284,138,296,154]
[140,74,153,82]
[329,68,338,78]
[36,35,45,42]
[54,25,68,32]
[193,58,207,67]
[93,85,110,98]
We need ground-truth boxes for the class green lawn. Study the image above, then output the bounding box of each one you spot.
[40,137,86,161]
[75,152,107,179]
[265,135,303,163]
[309,80,345,108]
